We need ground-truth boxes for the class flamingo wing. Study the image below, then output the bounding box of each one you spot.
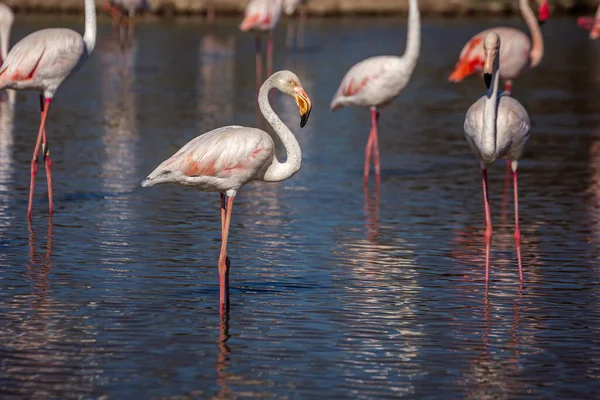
[331,56,397,109]
[150,126,274,180]
[0,29,84,84]
[240,0,281,31]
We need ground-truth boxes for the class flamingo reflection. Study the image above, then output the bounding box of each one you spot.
[216,314,232,398]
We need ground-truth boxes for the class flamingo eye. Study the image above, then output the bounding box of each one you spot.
[161,170,171,176]
[290,80,297,87]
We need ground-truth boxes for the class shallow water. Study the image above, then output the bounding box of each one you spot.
[1,14,600,399]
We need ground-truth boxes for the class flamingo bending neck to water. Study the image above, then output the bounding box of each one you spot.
[141,70,312,315]
[330,0,420,185]
[0,0,96,218]
[463,32,531,282]
[449,0,548,94]
[577,5,600,40]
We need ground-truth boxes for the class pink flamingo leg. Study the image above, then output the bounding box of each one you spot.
[512,167,523,281]
[371,107,381,185]
[40,96,53,215]
[255,35,263,92]
[501,159,511,223]
[481,167,492,282]
[219,196,234,316]
[363,128,374,185]
[28,97,52,219]
[267,32,273,78]
[286,21,295,50]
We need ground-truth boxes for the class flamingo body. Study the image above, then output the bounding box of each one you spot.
[109,0,148,17]
[331,55,414,110]
[0,29,88,98]
[465,94,530,164]
[240,0,282,32]
[450,27,531,84]
[142,126,274,197]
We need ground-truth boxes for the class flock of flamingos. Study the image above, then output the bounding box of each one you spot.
[0,0,598,314]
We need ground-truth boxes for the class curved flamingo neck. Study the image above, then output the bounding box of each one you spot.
[521,0,543,67]
[259,75,302,182]
[481,55,500,160]
[83,0,97,55]
[402,0,420,71]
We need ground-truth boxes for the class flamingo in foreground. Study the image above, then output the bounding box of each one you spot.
[464,32,531,282]
[330,0,420,185]
[449,0,549,94]
[577,5,600,40]
[0,3,14,65]
[141,70,312,315]
[0,0,96,218]
[240,0,283,90]
[282,0,308,49]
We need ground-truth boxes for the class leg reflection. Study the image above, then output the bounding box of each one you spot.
[216,312,231,398]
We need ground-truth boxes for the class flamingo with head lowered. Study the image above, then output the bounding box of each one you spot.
[141,70,312,315]
[464,32,531,283]
[0,0,96,218]
[449,0,549,94]
[577,5,600,40]
[330,0,420,185]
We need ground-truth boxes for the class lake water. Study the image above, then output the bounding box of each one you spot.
[1,14,600,399]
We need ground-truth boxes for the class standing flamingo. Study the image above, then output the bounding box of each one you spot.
[330,0,420,185]
[0,0,96,218]
[464,32,531,282]
[0,3,14,65]
[577,5,600,40]
[240,0,283,91]
[449,0,549,94]
[141,70,312,315]
[103,0,148,44]
[282,0,308,49]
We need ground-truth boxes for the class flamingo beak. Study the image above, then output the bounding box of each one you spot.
[483,49,496,89]
[294,87,312,128]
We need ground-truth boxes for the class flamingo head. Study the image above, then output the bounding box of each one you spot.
[483,32,500,89]
[537,0,550,25]
[272,70,313,128]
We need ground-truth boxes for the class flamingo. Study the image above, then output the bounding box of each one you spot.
[103,0,148,43]
[240,0,283,90]
[0,0,96,218]
[463,32,531,283]
[577,5,600,40]
[0,3,14,65]
[141,70,312,315]
[330,0,420,185]
[449,0,549,94]
[282,0,308,49]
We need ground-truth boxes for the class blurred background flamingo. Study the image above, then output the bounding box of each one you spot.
[578,4,600,39]
[283,0,308,49]
[240,0,283,91]
[0,3,13,65]
[0,0,96,218]
[330,0,420,186]
[449,0,549,94]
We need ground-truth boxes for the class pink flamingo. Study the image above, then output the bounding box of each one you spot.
[577,5,600,40]
[282,0,308,49]
[449,0,549,94]
[141,70,312,315]
[330,0,420,185]
[240,0,283,90]
[0,3,14,65]
[464,32,531,282]
[0,0,96,218]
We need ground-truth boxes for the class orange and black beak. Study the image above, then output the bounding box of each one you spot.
[294,87,312,128]
[483,48,496,89]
